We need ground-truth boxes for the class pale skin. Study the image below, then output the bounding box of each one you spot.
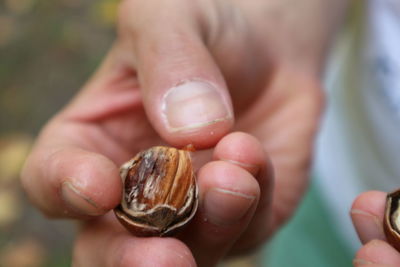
[351,192,400,267]
[20,0,394,266]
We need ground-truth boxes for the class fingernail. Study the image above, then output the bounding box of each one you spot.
[162,81,231,132]
[353,258,394,266]
[221,159,260,176]
[203,188,255,226]
[351,209,385,241]
[61,181,102,216]
[353,258,375,265]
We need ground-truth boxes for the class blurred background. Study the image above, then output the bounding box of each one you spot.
[0,0,117,266]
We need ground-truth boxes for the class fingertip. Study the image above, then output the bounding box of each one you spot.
[355,240,400,266]
[351,191,387,214]
[212,133,274,255]
[23,146,122,218]
[199,161,260,200]
[350,191,387,245]
[158,80,234,149]
[162,117,234,149]
[213,132,267,176]
[197,161,260,227]
[57,151,122,216]
[180,160,259,265]
[132,17,235,149]
[162,81,233,132]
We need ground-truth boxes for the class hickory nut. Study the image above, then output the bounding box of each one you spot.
[114,146,198,237]
[384,189,400,251]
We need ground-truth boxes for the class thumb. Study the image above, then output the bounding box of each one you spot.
[124,6,234,148]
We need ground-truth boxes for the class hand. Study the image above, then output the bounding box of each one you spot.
[21,0,346,265]
[352,191,400,266]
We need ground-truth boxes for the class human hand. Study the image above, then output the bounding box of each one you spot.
[351,191,400,267]
[21,0,346,265]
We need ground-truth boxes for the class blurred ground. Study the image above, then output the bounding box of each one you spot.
[0,0,117,134]
[0,0,260,266]
[0,0,114,266]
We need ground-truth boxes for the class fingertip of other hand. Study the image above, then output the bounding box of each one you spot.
[351,191,387,214]
[350,191,387,245]
[354,240,400,266]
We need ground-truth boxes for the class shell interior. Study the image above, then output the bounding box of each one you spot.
[391,198,400,233]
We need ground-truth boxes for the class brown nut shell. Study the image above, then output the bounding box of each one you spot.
[384,189,400,252]
[114,146,198,237]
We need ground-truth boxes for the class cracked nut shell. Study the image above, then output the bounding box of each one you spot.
[384,189,400,252]
[114,146,198,237]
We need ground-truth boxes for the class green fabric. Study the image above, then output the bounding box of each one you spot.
[262,182,354,267]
